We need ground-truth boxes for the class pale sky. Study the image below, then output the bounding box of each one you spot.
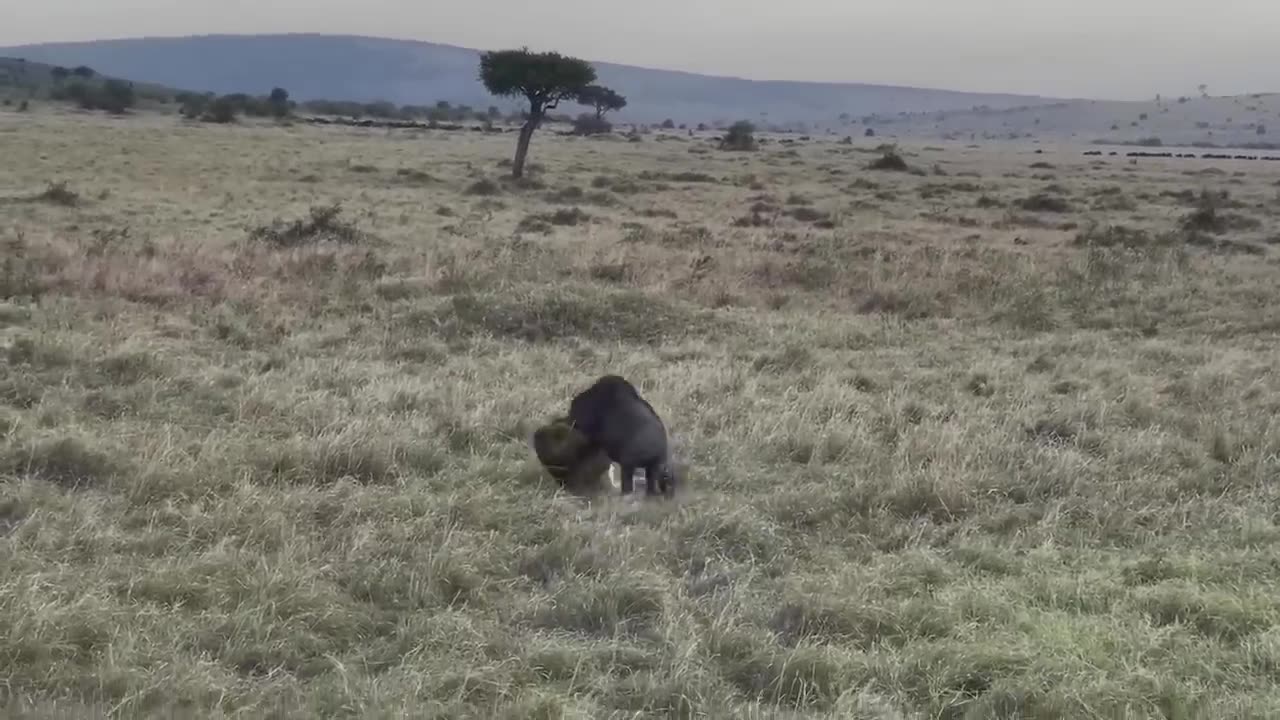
[5,0,1277,99]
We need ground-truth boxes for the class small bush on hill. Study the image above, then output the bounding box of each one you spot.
[268,87,291,119]
[52,78,135,114]
[97,80,135,114]
[720,121,757,151]
[202,96,237,124]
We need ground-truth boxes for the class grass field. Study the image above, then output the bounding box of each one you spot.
[3,108,1280,719]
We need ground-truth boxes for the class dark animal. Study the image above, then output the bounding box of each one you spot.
[568,375,677,498]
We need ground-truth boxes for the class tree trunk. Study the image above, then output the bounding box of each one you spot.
[512,116,540,179]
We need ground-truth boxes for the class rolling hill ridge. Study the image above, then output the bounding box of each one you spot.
[0,33,1066,127]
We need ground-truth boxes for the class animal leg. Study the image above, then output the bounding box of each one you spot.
[619,464,636,495]
[644,464,660,496]
[660,464,676,499]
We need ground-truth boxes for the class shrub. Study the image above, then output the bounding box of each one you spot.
[666,171,718,183]
[203,96,237,123]
[465,179,502,196]
[268,87,291,118]
[868,145,909,171]
[788,206,830,224]
[1180,191,1261,234]
[572,113,612,136]
[517,207,591,233]
[1017,193,1072,213]
[720,121,756,151]
[249,204,366,247]
[53,78,134,113]
[33,181,80,206]
[98,79,135,114]
[1073,222,1155,248]
[548,208,590,226]
[177,92,208,119]
[515,216,553,235]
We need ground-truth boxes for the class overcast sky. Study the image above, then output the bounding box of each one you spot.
[5,0,1277,99]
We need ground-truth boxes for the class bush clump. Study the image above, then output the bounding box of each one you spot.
[1073,222,1156,248]
[516,207,591,234]
[787,206,831,225]
[1017,193,1073,213]
[52,78,135,114]
[720,121,757,151]
[868,145,910,171]
[249,204,365,247]
[1180,190,1260,234]
[32,181,80,207]
[179,90,294,122]
[572,114,612,136]
[464,179,502,196]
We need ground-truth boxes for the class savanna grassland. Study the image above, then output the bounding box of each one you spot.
[4,109,1280,719]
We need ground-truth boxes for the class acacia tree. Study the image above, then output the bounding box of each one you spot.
[577,85,626,121]
[479,48,596,178]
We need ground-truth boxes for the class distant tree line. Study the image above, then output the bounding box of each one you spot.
[20,56,786,150]
[295,98,513,125]
[47,64,137,114]
[178,88,293,123]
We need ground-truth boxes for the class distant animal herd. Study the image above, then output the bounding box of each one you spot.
[1082,150,1280,162]
[300,115,1280,164]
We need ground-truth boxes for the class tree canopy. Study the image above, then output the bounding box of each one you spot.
[479,48,596,117]
[576,85,626,120]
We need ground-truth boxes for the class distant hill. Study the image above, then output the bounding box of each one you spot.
[0,33,1068,127]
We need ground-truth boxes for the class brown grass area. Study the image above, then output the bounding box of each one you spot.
[4,109,1280,718]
